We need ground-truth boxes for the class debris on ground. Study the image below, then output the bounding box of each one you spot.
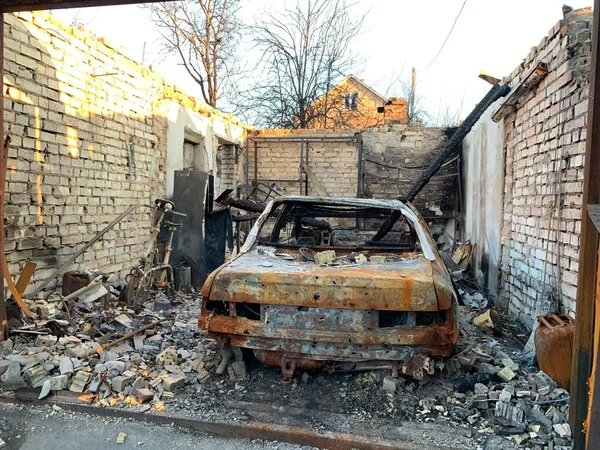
[116,432,127,444]
[0,265,572,449]
[0,278,223,414]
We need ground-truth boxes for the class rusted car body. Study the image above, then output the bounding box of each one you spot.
[199,196,459,380]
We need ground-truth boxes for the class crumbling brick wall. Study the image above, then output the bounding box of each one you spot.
[500,8,592,327]
[362,127,456,218]
[247,127,456,223]
[2,12,243,295]
[217,144,245,196]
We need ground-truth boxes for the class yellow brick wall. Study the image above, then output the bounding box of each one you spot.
[2,11,244,295]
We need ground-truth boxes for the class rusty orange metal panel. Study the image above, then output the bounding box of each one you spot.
[198,196,459,374]
[201,313,457,347]
[208,256,450,311]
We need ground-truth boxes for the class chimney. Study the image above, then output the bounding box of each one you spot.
[383,98,408,124]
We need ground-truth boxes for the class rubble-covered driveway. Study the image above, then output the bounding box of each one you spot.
[0,291,573,449]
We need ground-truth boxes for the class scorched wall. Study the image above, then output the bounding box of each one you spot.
[246,127,457,231]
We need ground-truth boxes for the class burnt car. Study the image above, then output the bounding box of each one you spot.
[199,196,458,380]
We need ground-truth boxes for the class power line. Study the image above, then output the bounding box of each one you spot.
[421,0,468,72]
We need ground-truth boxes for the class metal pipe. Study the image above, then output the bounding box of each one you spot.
[244,136,249,198]
[247,136,358,142]
[253,141,258,188]
[28,204,137,297]
[299,140,304,195]
[304,140,309,196]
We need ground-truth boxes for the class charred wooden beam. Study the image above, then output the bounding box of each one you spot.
[0,0,169,13]
[372,83,510,241]
[491,63,548,123]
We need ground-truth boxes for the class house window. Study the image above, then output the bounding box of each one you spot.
[344,92,359,110]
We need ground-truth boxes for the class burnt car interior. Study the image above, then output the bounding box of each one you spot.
[258,201,420,253]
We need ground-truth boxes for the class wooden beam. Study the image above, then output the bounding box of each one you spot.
[588,247,600,447]
[2,254,34,319]
[15,261,36,296]
[571,0,600,447]
[491,63,548,123]
[0,0,169,13]
[0,14,7,342]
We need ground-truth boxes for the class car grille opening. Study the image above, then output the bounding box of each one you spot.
[378,311,446,328]
[378,311,411,328]
[236,302,261,320]
[205,300,229,315]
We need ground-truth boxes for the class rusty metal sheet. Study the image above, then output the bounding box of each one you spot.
[209,251,449,311]
[228,336,455,360]
[201,312,457,348]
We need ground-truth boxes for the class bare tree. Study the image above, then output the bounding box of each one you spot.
[434,97,464,127]
[146,0,241,108]
[240,0,365,128]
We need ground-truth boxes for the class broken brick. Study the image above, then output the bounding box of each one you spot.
[163,374,187,391]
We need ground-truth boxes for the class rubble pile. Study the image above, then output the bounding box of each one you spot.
[0,289,245,413]
[0,272,574,449]
[372,297,573,449]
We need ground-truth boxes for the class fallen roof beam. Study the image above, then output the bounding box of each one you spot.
[0,0,170,13]
[372,82,510,241]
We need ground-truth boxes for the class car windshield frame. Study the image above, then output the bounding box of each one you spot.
[241,197,438,261]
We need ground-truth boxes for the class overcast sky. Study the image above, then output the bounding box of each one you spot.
[51,0,592,125]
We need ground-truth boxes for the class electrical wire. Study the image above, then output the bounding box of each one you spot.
[421,0,469,72]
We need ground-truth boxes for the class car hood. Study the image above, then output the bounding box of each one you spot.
[204,249,444,311]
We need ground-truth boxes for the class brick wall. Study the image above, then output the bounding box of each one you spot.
[245,127,455,223]
[218,143,245,196]
[500,8,592,327]
[362,127,455,218]
[249,129,359,198]
[2,12,244,295]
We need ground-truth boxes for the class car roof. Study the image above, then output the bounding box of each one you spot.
[274,195,412,211]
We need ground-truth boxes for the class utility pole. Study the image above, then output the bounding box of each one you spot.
[410,67,416,126]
